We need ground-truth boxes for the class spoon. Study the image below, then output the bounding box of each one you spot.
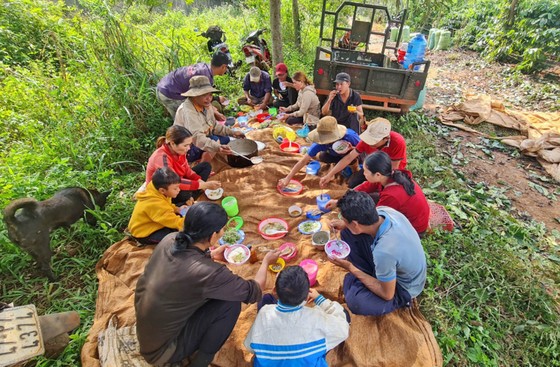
[231,150,252,161]
[333,229,344,251]
[232,150,262,165]
[265,228,289,235]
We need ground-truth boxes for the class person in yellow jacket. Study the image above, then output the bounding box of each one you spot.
[128,167,190,245]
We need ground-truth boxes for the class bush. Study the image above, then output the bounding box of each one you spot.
[434,0,560,73]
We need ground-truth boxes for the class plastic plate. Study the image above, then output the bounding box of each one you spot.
[298,220,322,235]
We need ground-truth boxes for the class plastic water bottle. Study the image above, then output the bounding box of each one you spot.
[403,33,427,71]
[397,42,408,64]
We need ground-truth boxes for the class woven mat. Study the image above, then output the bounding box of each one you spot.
[80,127,443,367]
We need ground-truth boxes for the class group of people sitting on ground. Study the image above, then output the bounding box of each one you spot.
[126,51,430,367]
[134,202,350,367]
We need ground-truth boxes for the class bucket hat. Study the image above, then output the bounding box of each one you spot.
[249,66,261,82]
[359,118,391,146]
[308,116,347,145]
[181,76,220,97]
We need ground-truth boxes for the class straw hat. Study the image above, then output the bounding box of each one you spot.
[308,116,347,145]
[181,76,220,97]
[360,118,391,146]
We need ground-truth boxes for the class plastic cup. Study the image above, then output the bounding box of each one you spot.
[237,116,249,128]
[222,196,239,217]
[299,259,318,286]
[306,161,321,175]
[225,117,236,126]
[316,193,331,213]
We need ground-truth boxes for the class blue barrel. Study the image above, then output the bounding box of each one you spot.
[403,33,427,71]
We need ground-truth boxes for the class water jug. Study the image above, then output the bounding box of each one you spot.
[402,25,410,42]
[403,33,427,71]
[390,27,399,42]
[428,28,438,50]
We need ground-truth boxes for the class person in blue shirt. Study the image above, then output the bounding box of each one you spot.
[278,116,359,189]
[237,66,272,111]
[328,190,427,316]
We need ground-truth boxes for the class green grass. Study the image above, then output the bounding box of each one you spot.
[0,1,558,366]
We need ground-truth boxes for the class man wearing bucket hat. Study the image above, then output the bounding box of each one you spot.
[321,72,364,133]
[156,51,230,120]
[175,76,245,163]
[278,116,360,189]
[237,66,272,110]
[319,117,408,188]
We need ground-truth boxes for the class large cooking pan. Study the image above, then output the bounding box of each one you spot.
[227,139,258,168]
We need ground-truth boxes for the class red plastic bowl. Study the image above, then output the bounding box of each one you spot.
[258,218,289,240]
[280,141,301,153]
[256,113,271,122]
[276,179,303,196]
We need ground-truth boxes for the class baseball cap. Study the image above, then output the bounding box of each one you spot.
[275,62,288,76]
[211,51,230,67]
[249,66,261,82]
[334,72,351,83]
[359,118,391,146]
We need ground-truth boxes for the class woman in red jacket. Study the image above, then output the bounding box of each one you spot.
[327,151,429,235]
[146,125,221,206]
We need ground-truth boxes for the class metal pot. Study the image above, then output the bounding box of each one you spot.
[227,139,258,168]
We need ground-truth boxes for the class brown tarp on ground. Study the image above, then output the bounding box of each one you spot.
[81,128,442,367]
[439,91,560,182]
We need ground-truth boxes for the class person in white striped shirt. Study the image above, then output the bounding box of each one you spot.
[244,266,349,367]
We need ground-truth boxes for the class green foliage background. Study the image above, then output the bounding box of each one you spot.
[406,0,560,73]
[0,0,558,366]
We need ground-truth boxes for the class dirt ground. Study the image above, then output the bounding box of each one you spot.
[422,49,559,231]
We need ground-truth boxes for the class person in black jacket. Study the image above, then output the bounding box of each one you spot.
[135,202,280,367]
[271,62,297,108]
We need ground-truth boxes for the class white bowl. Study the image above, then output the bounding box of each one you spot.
[311,231,330,250]
[288,205,302,217]
[205,188,224,200]
[325,240,351,259]
[332,140,351,154]
[255,141,266,151]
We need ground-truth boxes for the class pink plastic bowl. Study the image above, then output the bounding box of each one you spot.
[224,244,251,265]
[278,242,298,262]
[258,218,289,240]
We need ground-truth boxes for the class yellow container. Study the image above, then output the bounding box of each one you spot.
[273,126,297,142]
[269,257,286,273]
